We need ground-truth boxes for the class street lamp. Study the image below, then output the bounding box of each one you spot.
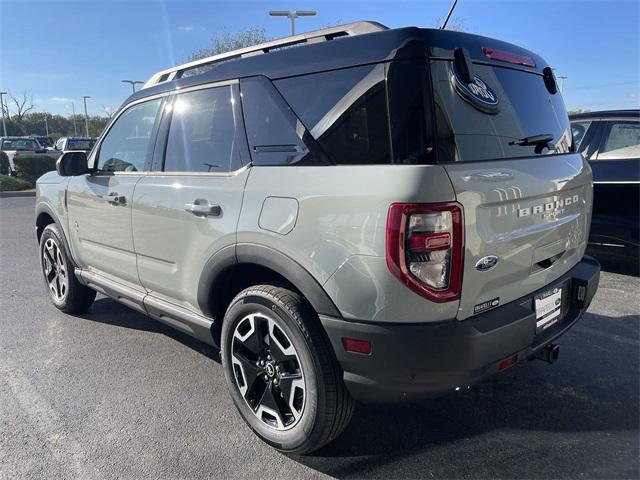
[557,75,568,94]
[82,96,91,137]
[0,91,7,137]
[71,102,78,136]
[269,10,316,36]
[121,80,144,93]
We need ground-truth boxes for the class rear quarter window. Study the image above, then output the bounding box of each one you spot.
[275,64,391,165]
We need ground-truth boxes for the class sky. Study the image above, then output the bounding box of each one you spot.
[1,0,638,117]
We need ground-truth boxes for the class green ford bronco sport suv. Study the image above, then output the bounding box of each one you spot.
[36,22,600,453]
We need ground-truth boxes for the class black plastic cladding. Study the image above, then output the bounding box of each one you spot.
[125,27,549,106]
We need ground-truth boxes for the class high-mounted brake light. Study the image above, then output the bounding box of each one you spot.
[386,203,464,303]
[482,47,536,68]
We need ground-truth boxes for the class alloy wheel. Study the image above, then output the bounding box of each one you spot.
[231,313,306,431]
[42,237,68,302]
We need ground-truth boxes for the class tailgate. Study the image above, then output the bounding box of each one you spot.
[444,153,592,319]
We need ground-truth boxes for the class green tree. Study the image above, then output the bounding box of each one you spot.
[567,109,591,116]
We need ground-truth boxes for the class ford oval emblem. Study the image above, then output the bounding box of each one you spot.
[475,255,499,272]
[450,63,500,114]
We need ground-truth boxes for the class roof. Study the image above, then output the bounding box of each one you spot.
[125,22,548,105]
[570,109,640,120]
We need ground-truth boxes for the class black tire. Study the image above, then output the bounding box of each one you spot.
[39,223,96,313]
[221,284,354,454]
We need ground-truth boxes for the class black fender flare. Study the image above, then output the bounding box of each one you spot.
[197,243,341,319]
[35,202,79,268]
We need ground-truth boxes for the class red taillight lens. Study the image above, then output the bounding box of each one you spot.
[482,47,536,68]
[498,354,518,371]
[408,232,451,253]
[342,338,371,355]
[386,203,464,303]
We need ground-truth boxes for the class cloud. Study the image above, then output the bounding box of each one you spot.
[51,97,74,102]
[177,24,194,32]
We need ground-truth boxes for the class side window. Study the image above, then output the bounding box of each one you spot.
[96,99,162,172]
[164,85,247,173]
[276,64,392,165]
[240,76,314,166]
[571,121,592,151]
[597,121,640,160]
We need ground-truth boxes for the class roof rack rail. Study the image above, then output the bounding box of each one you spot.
[142,21,388,89]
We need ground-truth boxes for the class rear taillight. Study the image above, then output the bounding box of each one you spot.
[386,203,464,302]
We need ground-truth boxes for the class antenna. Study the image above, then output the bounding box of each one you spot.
[440,0,459,29]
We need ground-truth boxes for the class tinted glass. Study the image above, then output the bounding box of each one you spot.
[164,86,244,173]
[386,60,435,164]
[67,139,95,150]
[571,121,592,150]
[276,64,391,165]
[431,60,571,162]
[240,76,311,166]
[1,139,39,150]
[96,99,161,172]
[598,121,640,160]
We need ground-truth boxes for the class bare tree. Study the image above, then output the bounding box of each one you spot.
[102,105,116,119]
[9,91,35,120]
[434,16,468,32]
[188,26,270,62]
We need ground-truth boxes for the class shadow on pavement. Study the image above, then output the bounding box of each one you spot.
[71,298,639,479]
[75,297,221,362]
[294,312,639,478]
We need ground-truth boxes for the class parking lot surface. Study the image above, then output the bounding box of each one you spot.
[1,196,638,479]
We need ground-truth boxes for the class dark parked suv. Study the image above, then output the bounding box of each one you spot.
[570,109,639,266]
[37,22,600,453]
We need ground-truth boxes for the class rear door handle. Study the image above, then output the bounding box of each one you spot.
[104,192,126,205]
[184,200,222,217]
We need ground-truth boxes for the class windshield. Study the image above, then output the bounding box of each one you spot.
[430,60,572,162]
[1,139,39,150]
[67,139,96,150]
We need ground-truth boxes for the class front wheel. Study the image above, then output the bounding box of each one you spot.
[221,285,354,454]
[39,223,96,313]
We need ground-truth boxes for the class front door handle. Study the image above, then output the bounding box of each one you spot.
[104,192,126,205]
[184,200,222,217]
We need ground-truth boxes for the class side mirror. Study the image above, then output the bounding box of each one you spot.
[56,151,89,176]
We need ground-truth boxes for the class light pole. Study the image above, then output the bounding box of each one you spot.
[44,113,49,137]
[0,91,7,137]
[269,10,316,36]
[558,75,568,94]
[121,80,144,93]
[82,96,91,137]
[71,102,78,136]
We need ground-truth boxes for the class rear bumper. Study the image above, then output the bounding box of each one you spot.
[320,255,600,403]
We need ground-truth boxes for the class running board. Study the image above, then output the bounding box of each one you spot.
[75,268,215,346]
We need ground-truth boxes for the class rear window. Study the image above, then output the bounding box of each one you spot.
[1,139,39,150]
[430,60,571,162]
[67,139,95,150]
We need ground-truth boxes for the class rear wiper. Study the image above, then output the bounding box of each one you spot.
[508,133,555,154]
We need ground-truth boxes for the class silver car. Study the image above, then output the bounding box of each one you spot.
[36,22,600,453]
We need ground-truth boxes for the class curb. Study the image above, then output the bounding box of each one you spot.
[0,190,36,198]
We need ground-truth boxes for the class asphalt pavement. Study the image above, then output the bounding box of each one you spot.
[1,196,638,479]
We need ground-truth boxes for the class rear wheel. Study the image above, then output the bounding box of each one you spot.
[221,285,354,454]
[39,223,96,313]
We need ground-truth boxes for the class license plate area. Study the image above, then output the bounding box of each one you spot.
[535,286,563,334]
